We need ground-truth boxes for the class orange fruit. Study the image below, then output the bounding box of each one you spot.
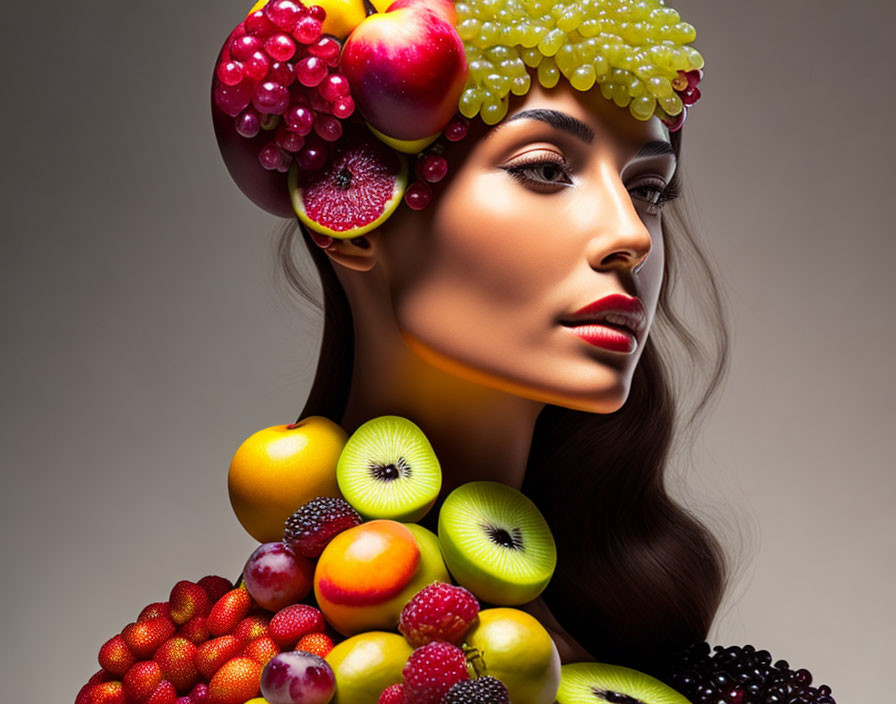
[228,416,348,543]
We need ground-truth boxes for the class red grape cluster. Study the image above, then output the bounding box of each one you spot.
[659,642,837,704]
[213,0,355,175]
[404,116,470,211]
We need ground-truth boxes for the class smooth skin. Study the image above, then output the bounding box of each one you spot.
[317,70,677,662]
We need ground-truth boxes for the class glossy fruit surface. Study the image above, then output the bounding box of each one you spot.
[243,542,314,611]
[325,632,413,703]
[228,417,347,543]
[314,520,449,635]
[463,608,561,704]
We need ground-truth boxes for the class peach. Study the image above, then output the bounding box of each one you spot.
[314,520,450,635]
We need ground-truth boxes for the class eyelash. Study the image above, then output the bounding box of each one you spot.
[500,154,681,211]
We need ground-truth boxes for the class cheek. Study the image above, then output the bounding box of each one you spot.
[394,172,572,342]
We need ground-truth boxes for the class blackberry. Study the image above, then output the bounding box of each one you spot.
[657,642,837,704]
[282,496,362,558]
[442,676,510,704]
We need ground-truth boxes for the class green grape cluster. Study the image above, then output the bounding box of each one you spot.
[454,0,704,126]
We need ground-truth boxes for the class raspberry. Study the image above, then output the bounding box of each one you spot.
[442,676,510,704]
[402,642,469,704]
[283,497,362,558]
[377,683,404,704]
[398,582,480,648]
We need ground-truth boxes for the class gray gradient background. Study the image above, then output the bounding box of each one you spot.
[2,0,893,700]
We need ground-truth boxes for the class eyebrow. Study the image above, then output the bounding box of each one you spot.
[498,109,676,162]
[501,109,595,144]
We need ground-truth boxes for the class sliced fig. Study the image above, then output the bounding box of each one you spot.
[289,124,408,238]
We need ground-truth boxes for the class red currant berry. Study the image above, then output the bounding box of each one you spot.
[404,180,433,210]
[416,154,448,183]
[444,116,469,141]
[285,104,315,135]
[231,35,262,61]
[235,110,261,138]
[265,33,296,62]
[293,16,322,45]
[246,10,278,38]
[295,56,328,87]
[307,36,341,66]
[331,95,355,119]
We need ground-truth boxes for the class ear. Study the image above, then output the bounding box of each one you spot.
[316,231,381,272]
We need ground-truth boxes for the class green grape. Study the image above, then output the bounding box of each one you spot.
[487,45,514,62]
[600,81,615,100]
[479,21,499,45]
[659,93,683,116]
[459,87,485,118]
[555,43,577,73]
[518,23,540,47]
[646,76,673,99]
[484,72,511,94]
[469,60,493,82]
[537,56,560,87]
[510,72,532,95]
[684,45,704,70]
[481,96,509,124]
[649,7,680,25]
[613,84,632,107]
[455,2,474,20]
[537,28,567,55]
[627,77,647,97]
[501,57,528,77]
[458,19,482,41]
[556,7,584,32]
[578,18,600,37]
[669,22,696,43]
[570,64,596,91]
[629,1,652,21]
[575,37,597,62]
[593,54,610,76]
[521,47,543,66]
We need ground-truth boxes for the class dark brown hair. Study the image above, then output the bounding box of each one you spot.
[276,127,730,671]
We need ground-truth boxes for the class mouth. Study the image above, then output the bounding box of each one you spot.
[560,293,647,335]
[559,294,647,353]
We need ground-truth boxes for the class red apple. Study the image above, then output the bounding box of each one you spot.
[341,0,468,142]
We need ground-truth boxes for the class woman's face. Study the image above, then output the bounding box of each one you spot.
[381,75,675,413]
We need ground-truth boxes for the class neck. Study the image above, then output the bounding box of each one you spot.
[339,289,544,500]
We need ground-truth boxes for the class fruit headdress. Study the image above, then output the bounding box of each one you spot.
[212,0,704,238]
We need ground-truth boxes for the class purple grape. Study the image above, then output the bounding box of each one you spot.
[246,9,279,38]
[285,104,314,135]
[657,642,836,704]
[235,110,261,138]
[259,143,288,171]
[267,61,295,87]
[275,126,305,152]
[214,78,254,117]
[295,56,328,87]
[260,651,335,704]
[231,34,263,61]
[265,33,296,62]
[313,114,342,142]
[265,0,304,32]
[216,60,244,86]
[253,81,290,115]
[244,50,271,81]
[292,16,322,45]
[331,96,354,119]
[307,36,341,66]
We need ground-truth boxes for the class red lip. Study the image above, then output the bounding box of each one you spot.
[560,293,647,354]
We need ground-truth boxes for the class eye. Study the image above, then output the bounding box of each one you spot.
[500,153,573,192]
[629,177,681,214]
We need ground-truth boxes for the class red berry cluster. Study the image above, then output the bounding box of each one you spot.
[76,576,333,704]
[213,0,355,175]
[403,115,471,211]
[375,581,511,704]
[661,68,704,133]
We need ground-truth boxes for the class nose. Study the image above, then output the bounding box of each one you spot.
[584,165,653,273]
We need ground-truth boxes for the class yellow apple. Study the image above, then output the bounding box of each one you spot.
[325,632,413,703]
[464,608,562,704]
[227,416,348,543]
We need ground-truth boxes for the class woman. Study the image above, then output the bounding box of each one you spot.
[278,75,729,672]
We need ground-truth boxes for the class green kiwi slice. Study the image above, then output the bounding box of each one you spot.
[336,415,441,522]
[557,663,692,704]
[438,481,556,605]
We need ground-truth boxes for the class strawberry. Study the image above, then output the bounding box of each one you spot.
[197,576,233,604]
[241,635,280,666]
[122,617,177,659]
[207,588,252,636]
[122,661,163,702]
[268,604,325,648]
[154,637,199,693]
[294,632,334,658]
[98,634,136,676]
[177,616,210,645]
[231,615,270,642]
[169,582,211,625]
[145,680,178,704]
[196,636,245,680]
[138,602,171,622]
[78,681,126,704]
[207,657,262,704]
